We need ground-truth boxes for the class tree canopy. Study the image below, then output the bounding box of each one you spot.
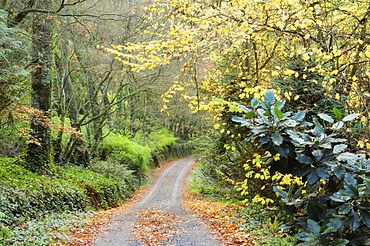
[108,0,370,120]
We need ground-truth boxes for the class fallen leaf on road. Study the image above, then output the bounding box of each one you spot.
[133,210,181,245]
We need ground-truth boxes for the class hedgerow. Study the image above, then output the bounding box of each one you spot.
[58,166,133,208]
[100,134,152,176]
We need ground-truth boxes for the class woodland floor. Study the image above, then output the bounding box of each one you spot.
[68,158,260,246]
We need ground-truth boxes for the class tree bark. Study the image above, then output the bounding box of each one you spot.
[25,10,52,174]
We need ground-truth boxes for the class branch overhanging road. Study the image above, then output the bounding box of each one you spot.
[94,158,222,246]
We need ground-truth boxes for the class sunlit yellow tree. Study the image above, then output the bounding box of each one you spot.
[108,0,369,118]
[107,0,370,199]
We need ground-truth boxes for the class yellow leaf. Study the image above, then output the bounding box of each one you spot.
[273,153,281,161]
[357,140,365,148]
[302,53,310,61]
[283,70,294,76]
[333,50,342,56]
[331,70,339,75]
[271,71,279,76]
[365,50,370,58]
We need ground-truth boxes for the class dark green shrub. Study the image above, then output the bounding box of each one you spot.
[100,134,152,176]
[133,127,193,166]
[155,142,194,164]
[58,166,132,209]
[139,127,178,151]
[89,160,137,191]
[0,158,88,226]
[2,211,95,245]
[233,90,370,245]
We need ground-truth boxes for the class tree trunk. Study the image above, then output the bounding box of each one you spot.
[25,11,52,174]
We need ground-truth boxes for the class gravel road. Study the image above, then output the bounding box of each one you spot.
[94,158,221,246]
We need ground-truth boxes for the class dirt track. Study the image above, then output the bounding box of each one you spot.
[94,157,221,246]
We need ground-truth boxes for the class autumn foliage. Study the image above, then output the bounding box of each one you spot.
[107,0,370,244]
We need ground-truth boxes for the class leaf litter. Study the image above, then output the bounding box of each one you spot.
[133,210,181,245]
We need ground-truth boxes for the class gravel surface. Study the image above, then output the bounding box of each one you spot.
[94,158,221,246]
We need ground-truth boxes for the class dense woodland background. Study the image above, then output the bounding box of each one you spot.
[1,0,370,245]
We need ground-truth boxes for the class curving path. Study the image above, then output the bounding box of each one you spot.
[94,158,221,246]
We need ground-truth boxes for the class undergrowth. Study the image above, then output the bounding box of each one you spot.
[1,211,95,245]
[187,163,296,245]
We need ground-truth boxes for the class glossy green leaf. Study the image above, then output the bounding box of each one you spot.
[245,111,255,119]
[333,107,342,119]
[271,133,283,145]
[360,209,370,227]
[260,135,270,145]
[264,90,276,105]
[349,210,360,230]
[337,152,358,161]
[293,110,306,121]
[312,150,323,161]
[252,126,270,134]
[262,116,273,125]
[273,107,283,119]
[362,176,370,190]
[344,174,358,197]
[232,116,247,123]
[297,155,314,165]
[318,113,334,123]
[257,108,267,117]
[307,219,321,236]
[275,99,286,110]
[313,118,324,137]
[333,144,347,154]
[307,169,320,184]
[251,98,259,108]
[338,203,352,215]
[273,186,288,198]
[342,113,360,122]
[317,167,329,181]
[239,104,250,113]
[332,121,344,130]
[281,119,299,127]
[295,232,317,243]
[324,219,343,232]
[329,239,349,246]
[330,190,352,202]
